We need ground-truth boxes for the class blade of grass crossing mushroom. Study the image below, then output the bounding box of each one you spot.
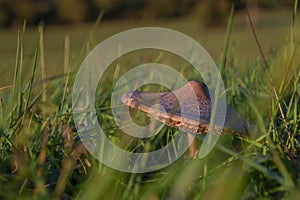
[198,4,235,158]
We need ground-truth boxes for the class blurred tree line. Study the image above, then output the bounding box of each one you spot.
[0,0,297,27]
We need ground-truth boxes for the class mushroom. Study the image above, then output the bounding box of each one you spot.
[121,80,253,158]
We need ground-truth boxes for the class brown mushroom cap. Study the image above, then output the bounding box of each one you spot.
[121,80,253,136]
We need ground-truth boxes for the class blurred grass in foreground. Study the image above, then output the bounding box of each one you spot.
[0,5,300,200]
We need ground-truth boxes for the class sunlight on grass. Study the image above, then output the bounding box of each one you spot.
[0,5,300,200]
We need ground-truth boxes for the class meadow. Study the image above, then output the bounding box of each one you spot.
[0,7,300,199]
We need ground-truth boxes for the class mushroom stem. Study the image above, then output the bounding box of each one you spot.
[187,133,198,159]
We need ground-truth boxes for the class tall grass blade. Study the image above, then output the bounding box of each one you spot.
[21,36,40,124]
[198,4,235,158]
[18,21,26,119]
[291,0,298,51]
[39,26,47,102]
[10,30,20,125]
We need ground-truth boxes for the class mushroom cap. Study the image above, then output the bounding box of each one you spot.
[121,80,254,136]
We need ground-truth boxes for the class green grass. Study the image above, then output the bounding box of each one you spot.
[0,6,300,200]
